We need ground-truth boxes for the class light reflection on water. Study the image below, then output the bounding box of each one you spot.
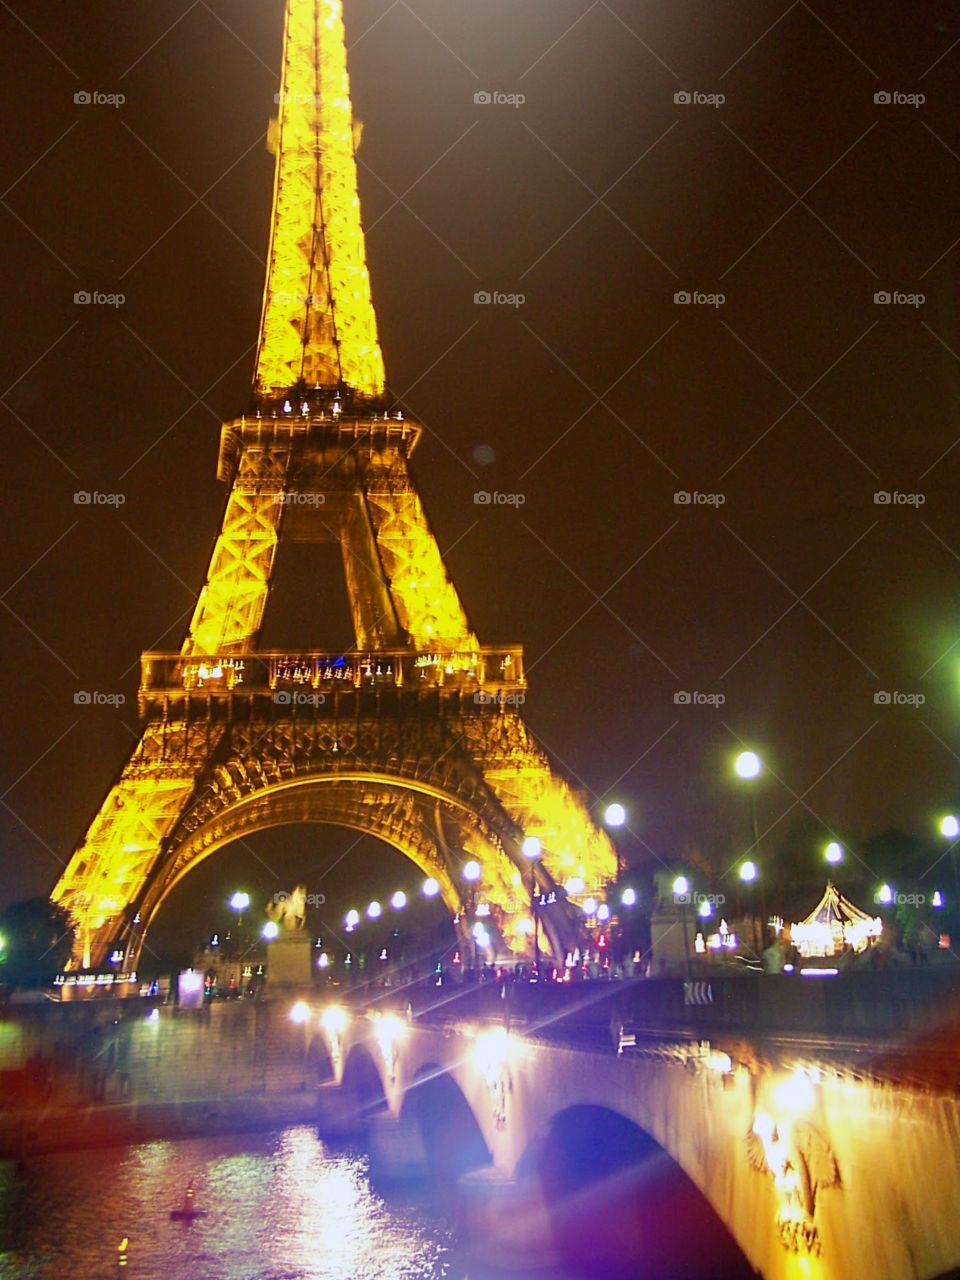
[0,1126,455,1280]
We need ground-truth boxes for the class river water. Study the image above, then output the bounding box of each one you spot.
[0,1126,459,1280]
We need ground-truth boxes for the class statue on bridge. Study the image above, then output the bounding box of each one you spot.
[265,885,308,932]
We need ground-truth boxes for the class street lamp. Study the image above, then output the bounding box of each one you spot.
[673,875,692,979]
[738,861,760,953]
[824,841,843,865]
[229,891,250,937]
[462,860,481,882]
[733,752,767,947]
[620,887,637,907]
[262,921,279,941]
[422,878,440,898]
[603,803,626,882]
[366,900,382,919]
[604,802,626,827]
[521,836,543,976]
[390,890,407,910]
[939,816,960,898]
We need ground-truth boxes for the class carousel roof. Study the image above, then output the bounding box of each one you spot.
[799,881,876,927]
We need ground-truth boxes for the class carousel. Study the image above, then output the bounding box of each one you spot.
[788,881,883,958]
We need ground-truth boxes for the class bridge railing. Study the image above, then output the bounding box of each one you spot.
[375,969,960,1048]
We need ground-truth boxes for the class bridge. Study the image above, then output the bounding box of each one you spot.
[2,972,959,1276]
[303,973,960,1280]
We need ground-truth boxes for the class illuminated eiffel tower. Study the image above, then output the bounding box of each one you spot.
[52,0,615,970]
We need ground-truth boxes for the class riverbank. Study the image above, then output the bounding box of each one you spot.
[0,1087,320,1160]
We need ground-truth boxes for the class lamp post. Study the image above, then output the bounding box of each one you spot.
[521,836,542,977]
[739,860,760,952]
[673,875,692,979]
[603,802,627,883]
[229,892,250,953]
[462,860,481,969]
[734,752,767,948]
[939,815,960,901]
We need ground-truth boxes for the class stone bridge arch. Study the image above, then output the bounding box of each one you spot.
[340,1042,389,1124]
[399,1063,492,1182]
[517,1104,756,1280]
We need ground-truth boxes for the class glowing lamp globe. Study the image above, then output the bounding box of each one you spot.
[422,877,440,898]
[521,836,542,860]
[366,900,381,919]
[739,861,758,883]
[390,890,407,910]
[604,803,626,828]
[261,921,279,940]
[824,841,843,865]
[462,860,481,882]
[941,815,959,839]
[735,751,762,780]
[620,887,637,907]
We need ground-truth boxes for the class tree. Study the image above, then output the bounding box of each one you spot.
[0,898,75,986]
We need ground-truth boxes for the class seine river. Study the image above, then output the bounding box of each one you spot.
[0,1126,460,1280]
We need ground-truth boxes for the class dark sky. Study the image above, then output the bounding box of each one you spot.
[2,0,960,945]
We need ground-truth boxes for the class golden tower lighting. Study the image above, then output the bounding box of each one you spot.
[51,0,616,971]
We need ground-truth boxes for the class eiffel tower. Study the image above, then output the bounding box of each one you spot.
[52,0,616,971]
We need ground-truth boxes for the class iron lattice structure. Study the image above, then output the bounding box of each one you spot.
[51,0,616,970]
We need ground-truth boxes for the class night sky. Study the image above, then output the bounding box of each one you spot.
[2,0,960,952]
